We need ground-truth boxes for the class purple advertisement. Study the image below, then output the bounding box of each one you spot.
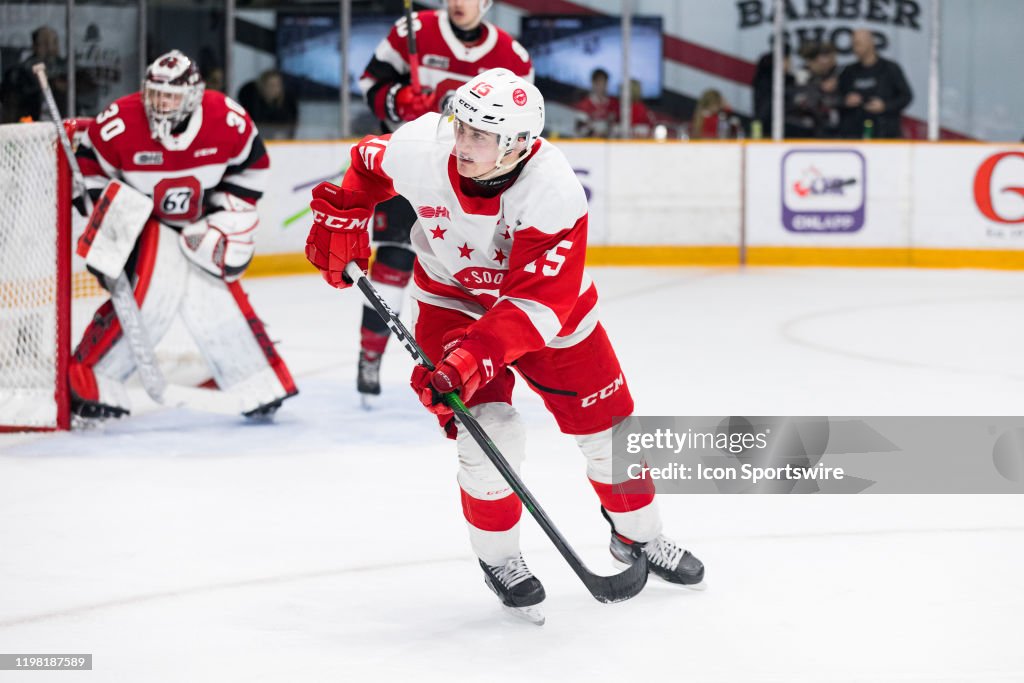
[782,149,866,233]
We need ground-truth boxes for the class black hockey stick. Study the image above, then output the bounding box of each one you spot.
[402,0,422,93]
[343,262,648,603]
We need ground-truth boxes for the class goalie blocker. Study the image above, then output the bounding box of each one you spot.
[71,180,297,419]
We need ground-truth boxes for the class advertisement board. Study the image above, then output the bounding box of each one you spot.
[746,143,911,249]
[911,145,1024,249]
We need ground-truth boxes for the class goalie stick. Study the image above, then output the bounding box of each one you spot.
[33,63,255,417]
[343,262,649,604]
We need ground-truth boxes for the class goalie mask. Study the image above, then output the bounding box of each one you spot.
[443,68,544,181]
[143,50,205,142]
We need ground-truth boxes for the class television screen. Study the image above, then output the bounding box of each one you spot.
[519,15,664,99]
[276,13,394,98]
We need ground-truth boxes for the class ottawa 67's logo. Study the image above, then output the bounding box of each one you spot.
[153,176,202,223]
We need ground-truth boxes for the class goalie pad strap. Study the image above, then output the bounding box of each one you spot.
[77,180,154,279]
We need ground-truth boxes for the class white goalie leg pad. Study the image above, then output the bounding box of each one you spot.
[78,180,154,279]
[178,266,294,408]
[457,402,527,565]
[179,202,257,283]
[93,373,132,414]
[576,428,663,543]
[92,223,190,384]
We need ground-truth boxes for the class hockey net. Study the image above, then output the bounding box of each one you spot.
[0,121,205,431]
[0,122,70,430]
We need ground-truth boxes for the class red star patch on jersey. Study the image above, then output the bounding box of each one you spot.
[502,229,511,240]
[458,243,474,259]
[430,225,446,239]
[493,249,506,264]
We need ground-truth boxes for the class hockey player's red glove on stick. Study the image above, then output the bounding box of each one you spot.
[410,329,502,414]
[305,181,372,289]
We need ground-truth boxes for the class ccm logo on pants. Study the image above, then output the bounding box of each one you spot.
[581,374,625,408]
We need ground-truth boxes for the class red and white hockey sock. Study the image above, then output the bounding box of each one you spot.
[577,427,663,543]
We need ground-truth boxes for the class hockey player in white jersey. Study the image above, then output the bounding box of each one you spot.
[306,69,704,622]
[352,0,533,404]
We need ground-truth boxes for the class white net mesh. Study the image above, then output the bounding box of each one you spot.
[0,123,61,428]
[1,122,210,430]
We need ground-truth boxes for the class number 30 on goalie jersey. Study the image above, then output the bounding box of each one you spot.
[76,90,270,227]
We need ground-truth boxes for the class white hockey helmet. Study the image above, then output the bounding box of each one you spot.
[142,50,205,141]
[448,68,544,176]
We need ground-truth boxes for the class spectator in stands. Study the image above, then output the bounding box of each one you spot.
[1,26,68,122]
[625,78,657,138]
[689,88,741,140]
[575,67,618,138]
[238,69,298,140]
[203,66,226,93]
[792,41,841,138]
[751,43,802,137]
[838,29,913,139]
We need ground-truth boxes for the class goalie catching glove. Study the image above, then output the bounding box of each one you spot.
[305,181,372,289]
[179,193,258,282]
[411,329,504,416]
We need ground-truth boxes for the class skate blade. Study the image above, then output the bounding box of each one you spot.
[502,604,545,626]
[359,394,377,411]
[612,558,707,591]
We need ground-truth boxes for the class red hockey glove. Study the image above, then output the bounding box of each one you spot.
[305,181,372,289]
[394,85,437,121]
[410,330,503,413]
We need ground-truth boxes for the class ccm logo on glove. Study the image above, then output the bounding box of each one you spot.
[311,210,370,232]
[305,181,372,290]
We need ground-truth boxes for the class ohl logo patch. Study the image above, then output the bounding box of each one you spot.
[417,206,451,219]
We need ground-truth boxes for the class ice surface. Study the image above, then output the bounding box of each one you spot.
[2,267,1023,682]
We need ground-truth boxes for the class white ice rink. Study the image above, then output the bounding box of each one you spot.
[2,266,1023,682]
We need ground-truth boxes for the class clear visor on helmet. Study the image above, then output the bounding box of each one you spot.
[437,99,526,180]
[452,117,501,167]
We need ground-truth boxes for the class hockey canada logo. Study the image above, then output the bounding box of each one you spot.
[512,88,528,106]
[417,206,451,219]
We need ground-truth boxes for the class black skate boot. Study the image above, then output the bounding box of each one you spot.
[70,392,129,427]
[479,554,546,625]
[357,351,381,407]
[244,398,282,421]
[603,507,705,588]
